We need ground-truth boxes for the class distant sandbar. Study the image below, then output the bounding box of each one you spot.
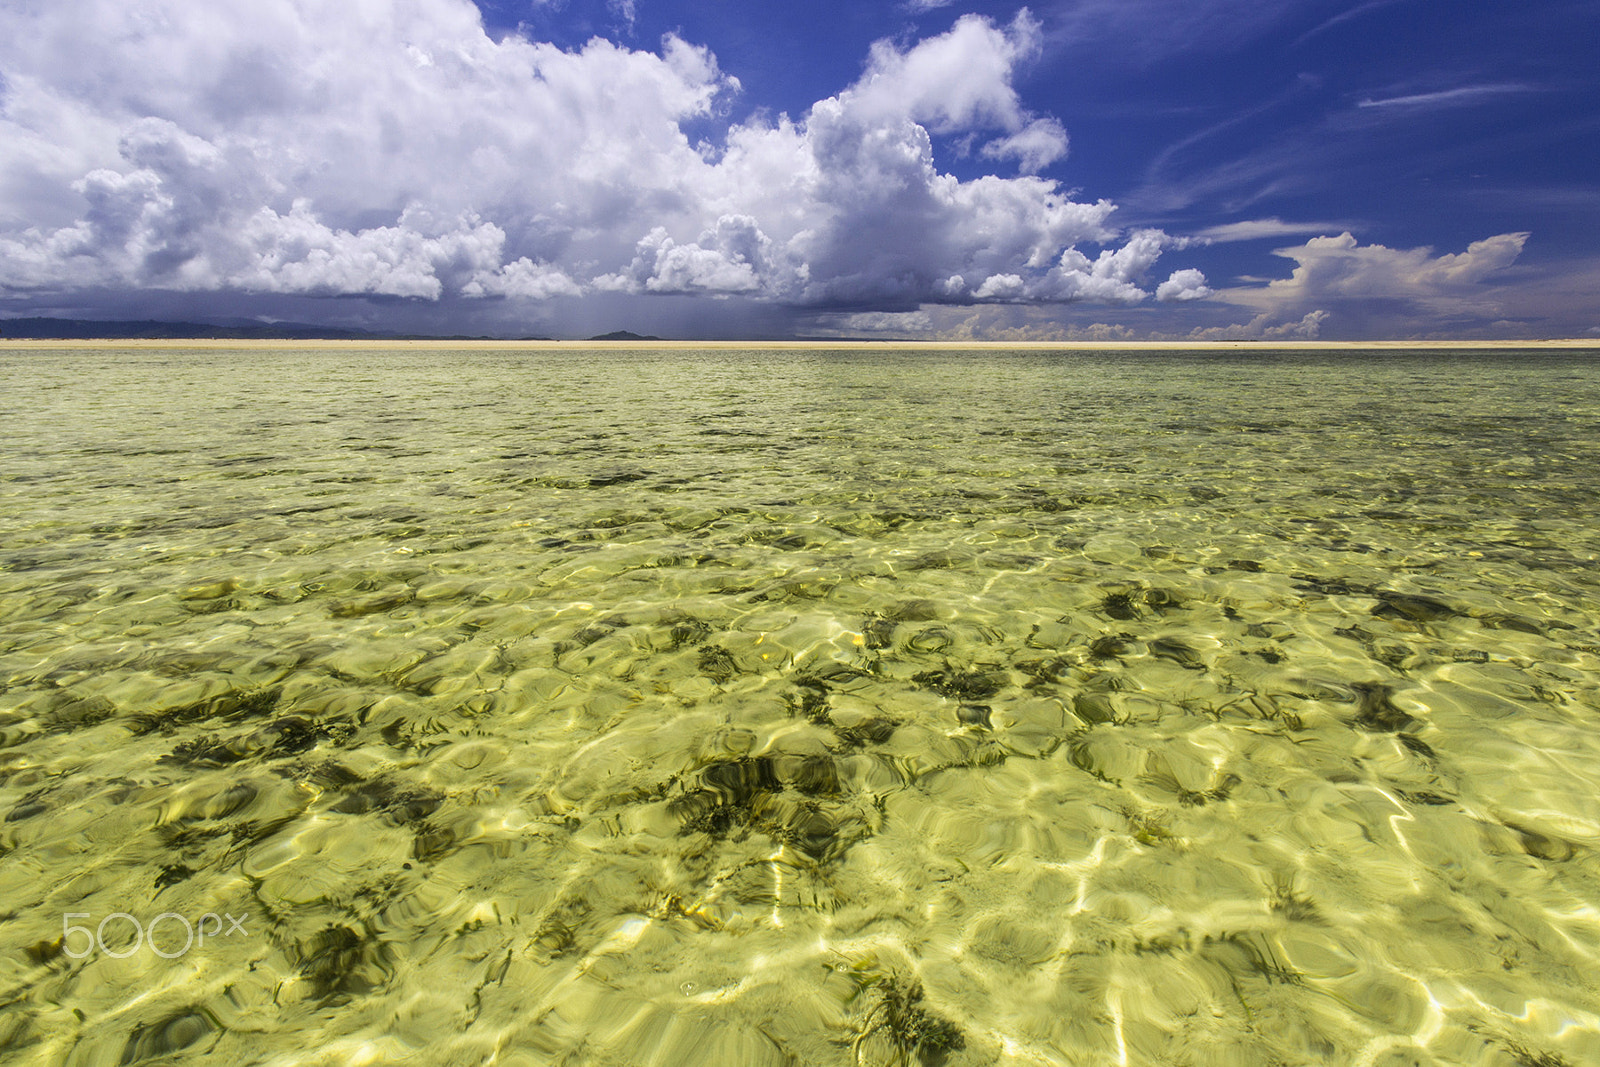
[4,338,1597,351]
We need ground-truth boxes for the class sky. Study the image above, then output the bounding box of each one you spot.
[1,0,1597,340]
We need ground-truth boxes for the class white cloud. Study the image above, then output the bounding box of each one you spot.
[935,307,1139,341]
[1266,309,1330,337]
[973,273,1027,300]
[599,215,770,294]
[980,117,1069,173]
[1193,217,1350,243]
[850,12,1042,133]
[0,0,1190,325]
[815,310,936,336]
[1018,228,1187,303]
[0,3,733,301]
[1221,231,1529,320]
[235,202,506,299]
[1188,309,1329,340]
[924,227,1190,307]
[463,257,582,300]
[1058,321,1137,341]
[850,13,1064,174]
[1191,230,1533,338]
[1156,268,1211,301]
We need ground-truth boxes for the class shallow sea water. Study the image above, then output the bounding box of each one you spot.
[3,344,1600,1067]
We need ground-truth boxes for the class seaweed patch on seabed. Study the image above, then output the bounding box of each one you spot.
[838,955,966,1067]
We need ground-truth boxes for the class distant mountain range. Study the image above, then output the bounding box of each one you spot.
[0,317,553,341]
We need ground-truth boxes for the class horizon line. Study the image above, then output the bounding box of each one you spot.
[4,338,1599,351]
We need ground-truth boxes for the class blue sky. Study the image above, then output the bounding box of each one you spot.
[2,0,1596,339]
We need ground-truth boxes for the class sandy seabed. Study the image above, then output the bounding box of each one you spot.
[3,343,1600,1066]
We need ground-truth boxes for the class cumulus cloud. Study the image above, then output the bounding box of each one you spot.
[1221,231,1528,319]
[235,203,506,299]
[462,257,583,301]
[815,310,936,336]
[0,0,1193,329]
[849,13,1043,133]
[935,308,1139,341]
[1156,268,1212,301]
[961,228,1203,305]
[598,215,770,294]
[1188,309,1329,340]
[850,13,1068,173]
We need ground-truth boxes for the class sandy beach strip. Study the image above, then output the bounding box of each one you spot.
[3,337,1598,351]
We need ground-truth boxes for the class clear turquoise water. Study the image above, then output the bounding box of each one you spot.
[2,345,1600,1066]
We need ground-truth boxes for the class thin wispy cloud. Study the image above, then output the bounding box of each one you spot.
[1040,0,1335,62]
[1290,0,1410,48]
[1128,79,1562,225]
[1358,83,1535,109]
[607,0,637,34]
[1136,73,1323,198]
